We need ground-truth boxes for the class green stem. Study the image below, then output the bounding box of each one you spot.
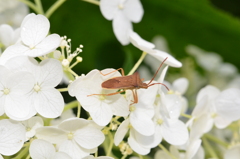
[204,133,229,148]
[12,146,29,159]
[34,0,44,14]
[64,100,79,112]
[202,137,218,158]
[58,88,68,92]
[127,52,147,75]
[18,0,39,13]
[121,154,128,159]
[77,102,81,118]
[158,144,177,159]
[107,132,114,156]
[45,0,66,18]
[68,68,79,77]
[181,113,192,119]
[82,0,100,5]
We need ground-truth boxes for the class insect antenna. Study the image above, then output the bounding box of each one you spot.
[147,57,168,85]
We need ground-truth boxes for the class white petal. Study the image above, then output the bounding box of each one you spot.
[162,119,189,145]
[129,31,155,52]
[58,118,90,132]
[128,130,150,155]
[173,78,189,94]
[36,127,67,144]
[4,56,38,73]
[34,88,64,118]
[29,139,55,159]
[190,114,213,140]
[100,0,119,20]
[131,126,162,148]
[215,88,240,121]
[0,119,25,156]
[191,95,208,117]
[22,116,44,140]
[74,126,105,149]
[130,109,155,136]
[224,145,240,159]
[38,58,63,87]
[0,24,14,47]
[0,44,29,65]
[164,94,182,119]
[157,65,168,84]
[53,152,71,159]
[196,85,220,103]
[21,14,50,46]
[123,0,143,23]
[89,101,113,126]
[27,34,61,57]
[58,140,90,159]
[106,93,129,117]
[214,115,232,129]
[113,12,132,45]
[114,118,130,146]
[148,50,182,68]
[186,139,202,159]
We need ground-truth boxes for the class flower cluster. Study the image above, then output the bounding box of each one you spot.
[0,0,239,159]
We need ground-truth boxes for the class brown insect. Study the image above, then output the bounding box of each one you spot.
[88,57,169,104]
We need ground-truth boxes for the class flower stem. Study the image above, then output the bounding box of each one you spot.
[45,0,66,18]
[107,132,114,156]
[127,52,147,75]
[34,0,44,14]
[181,113,192,119]
[58,88,68,92]
[158,144,177,159]
[68,68,79,77]
[82,0,100,5]
[204,133,229,148]
[18,0,39,13]
[77,102,81,118]
[202,137,218,158]
[12,145,29,159]
[64,100,79,111]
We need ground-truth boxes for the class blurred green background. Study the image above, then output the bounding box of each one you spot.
[39,0,240,73]
[40,0,240,77]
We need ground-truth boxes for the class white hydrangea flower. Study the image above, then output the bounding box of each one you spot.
[192,85,240,130]
[163,77,189,113]
[154,145,204,159]
[68,69,129,126]
[100,0,143,45]
[0,119,26,156]
[151,66,189,146]
[114,118,153,155]
[0,24,20,49]
[0,0,29,28]
[22,116,44,141]
[0,65,35,120]
[30,139,71,159]
[83,155,114,159]
[129,31,182,67]
[0,13,61,65]
[5,56,64,119]
[36,118,105,159]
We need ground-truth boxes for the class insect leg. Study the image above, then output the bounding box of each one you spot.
[100,68,125,76]
[130,89,138,105]
[87,90,126,97]
[148,83,169,91]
